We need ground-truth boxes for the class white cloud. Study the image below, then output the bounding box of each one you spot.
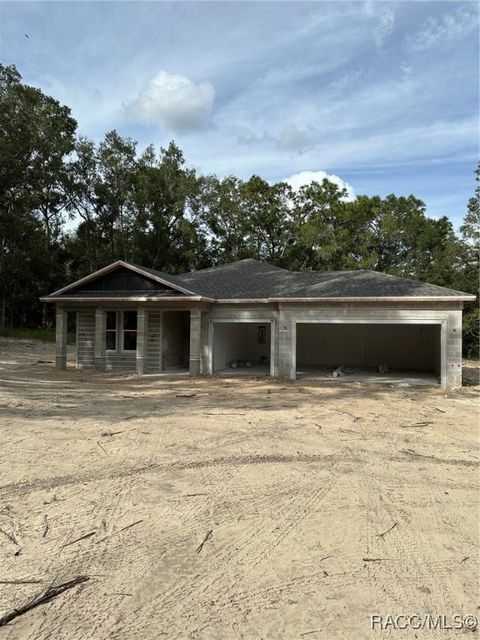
[364,1,395,48]
[284,170,356,201]
[127,70,214,133]
[374,6,395,48]
[407,7,478,52]
[238,125,312,153]
[275,125,312,152]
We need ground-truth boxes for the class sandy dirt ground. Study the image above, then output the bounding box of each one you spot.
[0,337,479,640]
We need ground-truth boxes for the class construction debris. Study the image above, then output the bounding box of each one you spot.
[0,579,42,585]
[401,421,433,428]
[60,531,96,550]
[377,522,398,539]
[96,520,143,544]
[0,527,19,547]
[42,515,49,538]
[0,576,90,628]
[196,529,213,554]
[362,557,388,562]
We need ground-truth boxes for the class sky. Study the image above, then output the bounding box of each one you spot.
[0,0,478,228]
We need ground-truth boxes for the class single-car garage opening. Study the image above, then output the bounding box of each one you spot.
[213,322,272,376]
[296,323,441,385]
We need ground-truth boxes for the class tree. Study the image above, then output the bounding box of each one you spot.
[199,175,254,263]
[292,179,359,270]
[455,163,480,358]
[239,176,295,265]
[461,162,480,246]
[132,141,207,272]
[0,64,77,327]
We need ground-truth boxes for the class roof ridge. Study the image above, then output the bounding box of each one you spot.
[177,258,287,277]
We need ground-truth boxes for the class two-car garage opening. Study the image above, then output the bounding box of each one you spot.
[210,320,442,385]
[296,323,441,385]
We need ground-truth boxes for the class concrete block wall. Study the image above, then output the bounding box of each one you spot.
[76,310,95,369]
[145,310,161,374]
[189,309,202,376]
[54,301,464,390]
[446,309,462,388]
[105,352,136,372]
[94,309,106,371]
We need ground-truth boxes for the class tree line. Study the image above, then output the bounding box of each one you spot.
[1,65,478,355]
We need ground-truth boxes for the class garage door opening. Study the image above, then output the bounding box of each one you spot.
[213,322,272,376]
[296,323,441,386]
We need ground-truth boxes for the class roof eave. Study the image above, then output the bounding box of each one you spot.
[215,295,476,303]
[40,295,213,303]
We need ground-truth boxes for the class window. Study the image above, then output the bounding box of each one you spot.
[123,311,137,351]
[106,311,117,350]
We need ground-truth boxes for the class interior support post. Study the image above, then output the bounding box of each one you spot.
[55,306,68,370]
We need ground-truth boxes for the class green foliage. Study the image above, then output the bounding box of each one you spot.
[0,63,77,328]
[1,65,478,356]
[0,327,75,344]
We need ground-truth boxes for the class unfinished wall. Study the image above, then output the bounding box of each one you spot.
[105,351,136,372]
[296,323,440,371]
[76,310,95,369]
[213,323,271,371]
[145,311,161,374]
[446,309,462,388]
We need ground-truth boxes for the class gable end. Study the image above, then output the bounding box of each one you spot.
[63,266,181,296]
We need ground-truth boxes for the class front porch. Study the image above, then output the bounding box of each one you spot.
[55,306,204,376]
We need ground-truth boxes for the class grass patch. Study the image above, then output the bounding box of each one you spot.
[0,328,76,344]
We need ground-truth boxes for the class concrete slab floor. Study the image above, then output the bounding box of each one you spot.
[140,366,190,378]
[215,365,270,377]
[296,365,440,386]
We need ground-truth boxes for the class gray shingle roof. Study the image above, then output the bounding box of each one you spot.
[167,259,473,299]
[45,258,475,301]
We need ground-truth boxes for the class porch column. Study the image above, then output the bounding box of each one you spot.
[278,306,295,379]
[55,306,68,370]
[94,308,106,371]
[136,308,147,376]
[189,309,202,376]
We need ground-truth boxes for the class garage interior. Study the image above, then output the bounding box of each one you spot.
[296,323,441,385]
[162,311,190,371]
[213,322,271,375]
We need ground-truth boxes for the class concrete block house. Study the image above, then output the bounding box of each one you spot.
[41,259,475,389]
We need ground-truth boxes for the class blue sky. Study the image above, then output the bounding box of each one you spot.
[1,0,478,228]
